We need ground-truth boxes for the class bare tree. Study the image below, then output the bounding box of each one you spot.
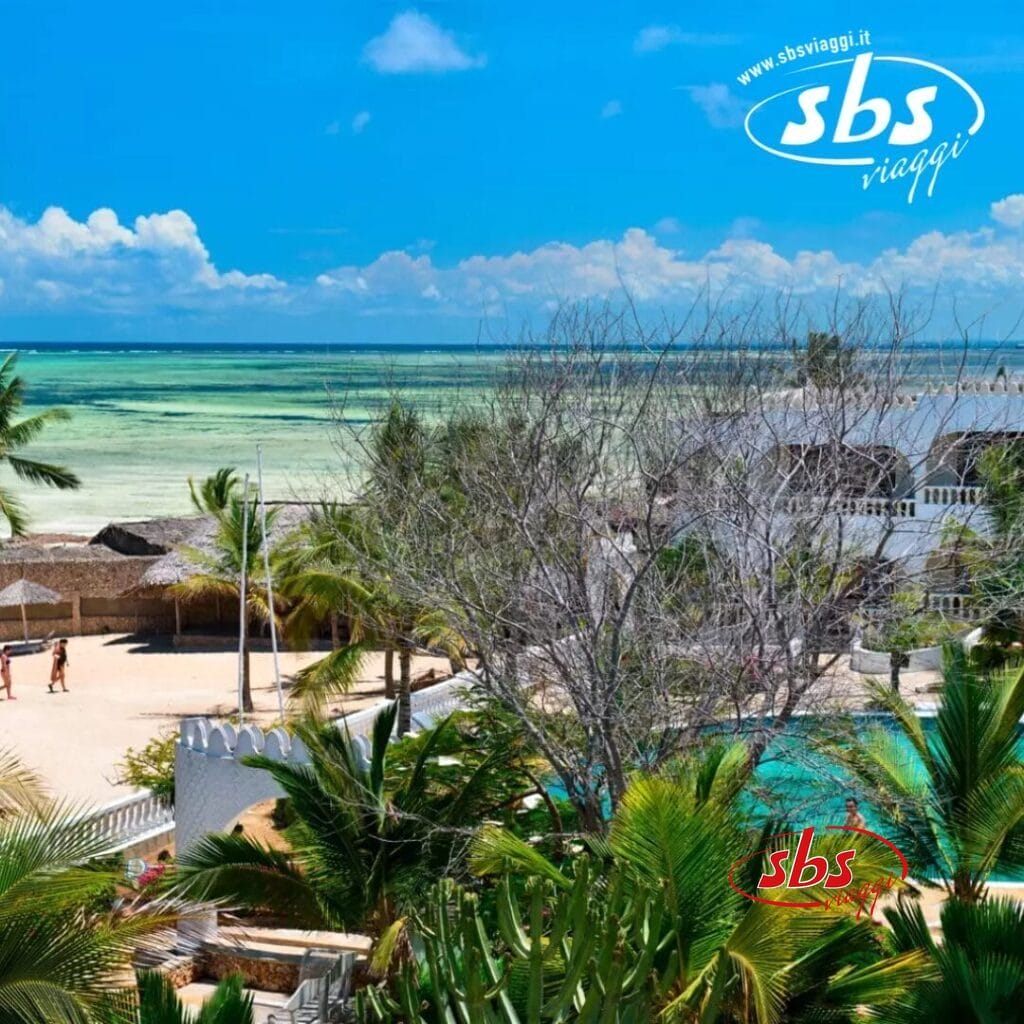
[326,296,1010,830]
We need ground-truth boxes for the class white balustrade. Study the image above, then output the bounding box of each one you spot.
[926,592,984,620]
[783,494,917,518]
[920,485,984,507]
[79,789,175,855]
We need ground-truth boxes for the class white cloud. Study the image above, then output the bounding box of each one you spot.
[7,194,1024,327]
[992,194,1024,228]
[634,25,738,54]
[0,205,283,311]
[363,11,485,74]
[600,99,623,119]
[352,110,372,134]
[312,198,1024,315]
[685,83,746,129]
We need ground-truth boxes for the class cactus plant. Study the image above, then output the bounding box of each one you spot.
[356,859,672,1022]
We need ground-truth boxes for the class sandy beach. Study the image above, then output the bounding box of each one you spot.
[0,633,454,805]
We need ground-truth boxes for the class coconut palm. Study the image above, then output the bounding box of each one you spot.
[188,466,240,516]
[0,352,81,536]
[170,493,281,713]
[281,503,465,729]
[831,644,1024,902]
[389,746,933,1023]
[0,764,174,1022]
[884,896,1024,1024]
[174,703,521,937]
[134,971,252,1024]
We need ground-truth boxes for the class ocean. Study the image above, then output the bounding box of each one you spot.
[7,343,508,536]
[6,339,1022,536]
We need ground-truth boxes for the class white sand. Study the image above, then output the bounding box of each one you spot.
[0,634,453,805]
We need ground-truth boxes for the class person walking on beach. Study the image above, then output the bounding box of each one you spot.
[48,639,68,693]
[1,645,13,700]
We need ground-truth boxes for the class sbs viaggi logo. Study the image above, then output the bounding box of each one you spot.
[727,824,909,920]
[737,29,985,203]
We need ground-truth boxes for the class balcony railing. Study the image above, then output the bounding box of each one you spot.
[783,495,916,518]
[927,592,984,620]
[920,485,985,506]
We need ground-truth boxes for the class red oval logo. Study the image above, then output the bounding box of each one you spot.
[727,825,909,911]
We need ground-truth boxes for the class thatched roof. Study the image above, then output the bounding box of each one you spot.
[90,517,206,556]
[0,579,62,607]
[0,543,129,565]
[129,504,314,595]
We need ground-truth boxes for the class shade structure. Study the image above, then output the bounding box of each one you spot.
[0,579,62,643]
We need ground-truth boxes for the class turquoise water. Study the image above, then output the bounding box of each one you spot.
[6,339,1024,537]
[747,714,1022,883]
[4,343,508,535]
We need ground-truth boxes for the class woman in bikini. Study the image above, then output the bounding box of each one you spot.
[1,645,13,700]
[48,639,68,693]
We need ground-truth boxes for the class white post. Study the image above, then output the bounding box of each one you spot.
[238,475,250,725]
[257,444,284,719]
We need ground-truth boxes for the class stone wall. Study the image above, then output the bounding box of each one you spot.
[203,947,300,993]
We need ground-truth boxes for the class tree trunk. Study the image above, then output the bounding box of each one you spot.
[241,624,254,714]
[384,647,396,699]
[890,650,909,694]
[397,644,412,736]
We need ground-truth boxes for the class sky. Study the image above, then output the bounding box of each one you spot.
[0,0,1023,342]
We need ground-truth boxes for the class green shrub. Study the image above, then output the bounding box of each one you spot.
[116,731,176,802]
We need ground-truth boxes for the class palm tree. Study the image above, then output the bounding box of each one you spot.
[399,746,933,1023]
[281,503,465,730]
[884,896,1024,1023]
[174,703,520,937]
[0,352,80,536]
[133,971,252,1024]
[831,644,1024,902]
[0,757,174,1023]
[170,494,280,713]
[188,466,240,516]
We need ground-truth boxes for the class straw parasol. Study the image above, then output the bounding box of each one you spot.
[0,579,62,642]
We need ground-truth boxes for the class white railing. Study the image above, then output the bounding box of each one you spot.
[920,485,984,507]
[270,951,355,1024]
[82,790,174,854]
[927,592,985,620]
[783,495,917,518]
[336,668,477,742]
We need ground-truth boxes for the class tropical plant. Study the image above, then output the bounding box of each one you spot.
[188,466,241,516]
[0,351,81,536]
[170,492,281,712]
[281,499,465,730]
[790,330,860,389]
[359,747,932,1023]
[830,644,1024,901]
[884,895,1024,1024]
[0,756,174,1023]
[174,703,527,937]
[98,971,253,1024]
[116,731,177,802]
[859,591,962,693]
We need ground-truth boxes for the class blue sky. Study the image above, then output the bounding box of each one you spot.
[0,0,1022,341]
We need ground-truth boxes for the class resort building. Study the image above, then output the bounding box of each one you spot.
[762,380,1024,612]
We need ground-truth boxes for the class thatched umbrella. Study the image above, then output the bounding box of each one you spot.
[0,579,62,642]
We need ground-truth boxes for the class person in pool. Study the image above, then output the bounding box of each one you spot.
[844,796,866,830]
[1,645,13,700]
[48,639,68,693]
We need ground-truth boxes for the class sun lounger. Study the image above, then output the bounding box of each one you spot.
[7,632,55,656]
